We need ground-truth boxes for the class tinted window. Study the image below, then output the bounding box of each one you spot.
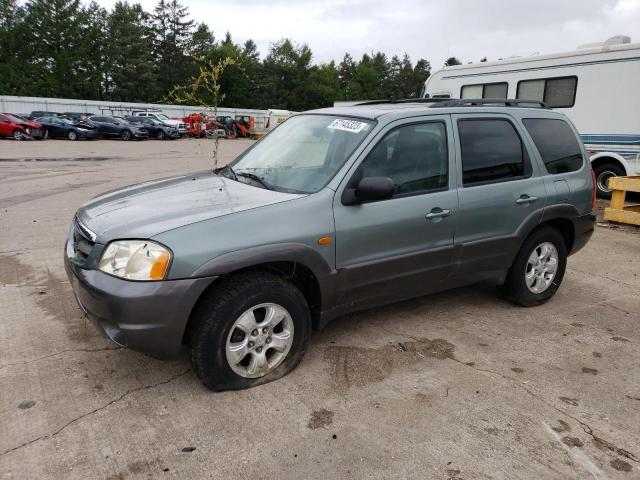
[0,115,8,121]
[517,76,577,108]
[458,119,528,186]
[362,122,448,195]
[461,82,508,99]
[523,118,583,174]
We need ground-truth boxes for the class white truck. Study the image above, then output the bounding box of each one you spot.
[421,35,640,197]
[132,110,187,136]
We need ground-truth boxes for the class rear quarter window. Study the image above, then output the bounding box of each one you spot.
[522,118,583,174]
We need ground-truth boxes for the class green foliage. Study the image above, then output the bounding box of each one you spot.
[0,0,442,109]
[444,56,462,67]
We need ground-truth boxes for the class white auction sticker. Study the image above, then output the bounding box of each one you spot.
[328,119,368,133]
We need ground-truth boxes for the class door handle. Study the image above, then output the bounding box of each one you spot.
[515,195,538,205]
[425,208,451,220]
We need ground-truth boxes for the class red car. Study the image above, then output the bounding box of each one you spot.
[0,113,46,140]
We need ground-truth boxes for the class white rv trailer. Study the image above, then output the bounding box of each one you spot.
[421,36,640,197]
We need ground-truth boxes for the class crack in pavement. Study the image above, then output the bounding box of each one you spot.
[567,266,637,289]
[0,368,191,458]
[0,346,124,371]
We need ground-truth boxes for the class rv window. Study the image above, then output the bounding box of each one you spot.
[523,118,583,174]
[517,76,577,108]
[461,82,508,99]
[458,119,529,186]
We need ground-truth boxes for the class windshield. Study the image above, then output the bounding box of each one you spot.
[6,114,25,123]
[228,115,374,193]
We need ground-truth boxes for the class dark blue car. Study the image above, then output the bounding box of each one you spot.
[35,116,98,140]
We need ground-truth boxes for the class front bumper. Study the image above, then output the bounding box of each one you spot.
[64,247,216,359]
[78,130,98,139]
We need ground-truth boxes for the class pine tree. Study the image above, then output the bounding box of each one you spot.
[0,0,26,94]
[152,0,194,96]
[106,2,158,101]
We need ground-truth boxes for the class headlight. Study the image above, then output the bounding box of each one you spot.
[98,240,171,281]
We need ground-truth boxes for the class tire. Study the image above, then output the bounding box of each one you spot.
[12,129,23,141]
[189,272,312,391]
[121,129,131,141]
[157,130,166,140]
[502,226,568,307]
[68,130,78,141]
[594,162,625,199]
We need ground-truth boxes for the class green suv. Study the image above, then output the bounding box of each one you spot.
[65,99,596,390]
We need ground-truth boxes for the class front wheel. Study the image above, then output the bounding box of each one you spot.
[594,162,625,199]
[121,129,131,141]
[157,130,166,140]
[189,272,311,391]
[68,130,78,141]
[12,129,23,141]
[502,226,568,307]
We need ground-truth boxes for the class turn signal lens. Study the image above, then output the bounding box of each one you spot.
[150,251,171,280]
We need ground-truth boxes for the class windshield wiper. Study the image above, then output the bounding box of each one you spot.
[215,164,238,180]
[235,171,273,190]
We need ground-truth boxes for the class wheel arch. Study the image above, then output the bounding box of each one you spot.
[182,243,336,345]
[590,152,629,174]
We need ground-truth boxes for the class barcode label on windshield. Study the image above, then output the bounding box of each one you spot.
[328,119,368,133]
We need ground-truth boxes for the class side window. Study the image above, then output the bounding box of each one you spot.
[517,76,577,108]
[461,82,508,99]
[523,118,584,174]
[0,115,7,121]
[361,122,448,196]
[458,119,529,186]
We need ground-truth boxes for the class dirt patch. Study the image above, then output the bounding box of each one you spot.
[307,409,334,430]
[581,367,599,375]
[324,338,455,391]
[562,436,584,447]
[0,253,36,285]
[611,336,630,342]
[593,352,602,358]
[551,420,571,433]
[559,397,579,406]
[511,367,525,374]
[0,181,104,209]
[17,400,36,410]
[610,458,632,472]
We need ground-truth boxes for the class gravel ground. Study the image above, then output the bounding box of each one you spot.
[1,137,639,479]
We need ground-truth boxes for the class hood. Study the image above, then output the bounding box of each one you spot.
[18,120,42,128]
[77,171,303,242]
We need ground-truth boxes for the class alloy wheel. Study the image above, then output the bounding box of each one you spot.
[225,303,294,379]
[525,242,559,294]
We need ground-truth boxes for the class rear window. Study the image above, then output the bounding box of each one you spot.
[523,118,584,174]
[458,118,529,186]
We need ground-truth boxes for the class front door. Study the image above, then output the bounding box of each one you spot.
[451,114,547,276]
[333,116,458,309]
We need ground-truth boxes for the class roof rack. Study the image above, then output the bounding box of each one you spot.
[429,98,551,109]
[354,98,448,106]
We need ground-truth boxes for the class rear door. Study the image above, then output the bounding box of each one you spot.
[0,114,11,136]
[451,114,547,276]
[333,115,458,308]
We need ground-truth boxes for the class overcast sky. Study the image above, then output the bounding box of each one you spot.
[96,0,640,67]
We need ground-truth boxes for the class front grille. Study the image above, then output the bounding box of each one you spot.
[73,217,96,262]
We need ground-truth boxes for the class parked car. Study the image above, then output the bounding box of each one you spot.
[29,111,59,120]
[0,113,46,140]
[125,116,179,139]
[36,116,98,140]
[88,115,149,140]
[65,99,596,391]
[132,111,186,136]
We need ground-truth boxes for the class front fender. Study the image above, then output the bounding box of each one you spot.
[191,242,337,309]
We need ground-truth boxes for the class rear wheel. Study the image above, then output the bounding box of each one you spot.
[68,130,78,141]
[594,162,625,199]
[157,130,166,140]
[502,226,567,307]
[189,272,311,391]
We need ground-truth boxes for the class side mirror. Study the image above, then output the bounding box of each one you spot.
[342,176,395,205]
